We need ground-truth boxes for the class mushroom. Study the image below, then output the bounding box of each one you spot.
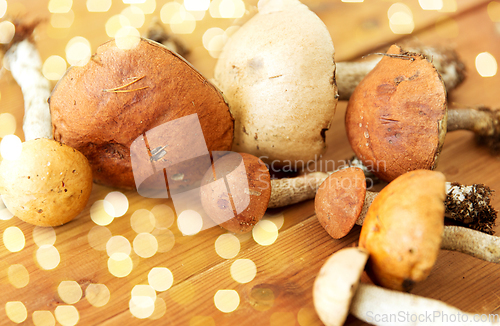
[315,168,498,291]
[313,247,498,326]
[49,37,234,190]
[0,22,93,226]
[345,44,500,182]
[214,0,465,170]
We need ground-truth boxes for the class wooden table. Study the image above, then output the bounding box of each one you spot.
[1,0,499,325]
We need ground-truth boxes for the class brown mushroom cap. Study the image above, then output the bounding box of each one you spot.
[200,152,271,234]
[50,38,234,189]
[315,167,367,239]
[359,170,446,292]
[0,138,93,226]
[345,44,447,182]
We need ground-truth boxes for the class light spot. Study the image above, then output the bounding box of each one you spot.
[488,1,500,21]
[8,264,29,288]
[130,285,156,319]
[263,212,284,230]
[184,0,210,11]
[121,5,145,28]
[214,289,239,313]
[169,10,196,34]
[234,231,252,243]
[148,298,166,320]
[33,226,56,247]
[0,0,6,19]
[169,281,195,305]
[86,0,111,12]
[108,253,133,277]
[207,33,227,58]
[86,284,111,307]
[106,235,132,257]
[148,267,174,292]
[177,210,203,235]
[297,306,322,326]
[439,0,457,12]
[0,112,16,137]
[1,134,22,160]
[36,245,60,270]
[152,228,175,252]
[58,281,82,304]
[341,0,363,2]
[123,0,147,3]
[230,259,257,283]
[249,286,274,311]
[90,200,115,226]
[32,311,56,326]
[54,306,79,326]
[115,26,141,50]
[160,2,182,24]
[418,0,443,10]
[252,220,278,246]
[5,301,27,323]
[48,0,72,13]
[42,55,67,81]
[476,52,498,77]
[65,36,91,66]
[50,10,75,29]
[190,316,216,326]
[135,0,156,14]
[219,0,245,18]
[151,204,174,230]
[3,226,25,252]
[105,15,131,38]
[133,233,158,258]
[270,312,295,326]
[87,226,112,251]
[215,233,240,259]
[131,209,155,233]
[202,27,225,50]
[132,284,156,300]
[389,10,414,34]
[105,191,129,217]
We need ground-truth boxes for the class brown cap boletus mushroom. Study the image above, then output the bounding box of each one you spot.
[358,170,446,292]
[50,38,234,189]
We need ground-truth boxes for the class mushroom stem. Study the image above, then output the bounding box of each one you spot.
[350,283,494,326]
[268,171,329,208]
[441,225,500,263]
[4,33,52,140]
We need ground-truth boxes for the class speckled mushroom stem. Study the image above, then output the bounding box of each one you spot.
[441,225,500,263]
[351,283,497,326]
[337,41,466,100]
[4,36,52,140]
[447,107,500,151]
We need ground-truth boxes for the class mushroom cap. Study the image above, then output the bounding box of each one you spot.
[0,138,93,226]
[345,44,447,182]
[214,0,337,169]
[200,152,271,233]
[315,167,367,239]
[50,38,234,189]
[359,170,446,292]
[313,247,369,326]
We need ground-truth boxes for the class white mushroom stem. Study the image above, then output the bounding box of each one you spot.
[441,226,500,263]
[351,283,497,326]
[5,39,52,140]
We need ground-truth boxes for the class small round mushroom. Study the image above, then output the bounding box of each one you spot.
[314,247,497,326]
[49,37,234,189]
[345,44,500,182]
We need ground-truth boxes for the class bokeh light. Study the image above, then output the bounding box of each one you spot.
[177,210,203,235]
[3,226,25,252]
[106,15,131,38]
[42,55,67,81]
[87,0,112,12]
[115,26,141,50]
[152,228,175,252]
[230,259,257,283]
[33,226,56,247]
[65,36,91,66]
[104,191,129,217]
[130,285,156,319]
[151,204,175,230]
[214,290,240,313]
[388,3,414,34]
[297,306,321,326]
[48,0,72,13]
[88,226,112,251]
[160,2,182,23]
[0,0,7,19]
[108,253,133,277]
[32,311,56,326]
[36,245,61,270]
[136,0,156,14]
[0,134,22,160]
[0,21,14,44]
[121,6,145,28]
[418,0,443,10]
[214,233,240,259]
[185,0,210,11]
[488,1,500,21]
[5,301,27,323]
[86,284,111,307]
[50,11,75,29]
[90,200,115,226]
[476,52,498,77]
[252,220,278,246]
[170,10,196,34]
[263,213,284,230]
[148,298,167,320]
[439,0,457,12]
[8,264,29,288]
[0,112,16,138]
[54,306,79,326]
[131,209,155,233]
[270,312,295,326]
[106,235,132,257]
[133,233,158,258]
[58,281,82,305]
[219,0,245,18]
[148,267,174,291]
